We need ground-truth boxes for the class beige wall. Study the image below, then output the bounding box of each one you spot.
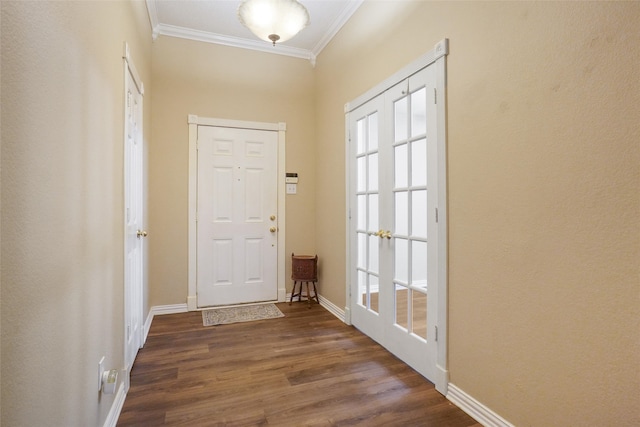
[149,37,316,306]
[315,1,639,426]
[1,1,152,425]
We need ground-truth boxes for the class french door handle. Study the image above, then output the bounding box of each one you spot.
[373,230,392,239]
[136,230,148,238]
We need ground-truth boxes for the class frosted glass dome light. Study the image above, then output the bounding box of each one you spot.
[238,0,310,46]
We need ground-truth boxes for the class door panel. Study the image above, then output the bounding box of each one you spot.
[197,126,278,307]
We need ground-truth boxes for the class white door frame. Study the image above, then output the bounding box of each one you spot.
[123,42,145,389]
[344,39,449,395]
[187,116,287,310]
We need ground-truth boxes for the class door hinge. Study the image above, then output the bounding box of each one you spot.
[434,325,438,342]
[434,88,437,104]
[435,207,439,223]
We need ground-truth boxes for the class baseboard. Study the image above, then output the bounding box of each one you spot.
[103,382,126,427]
[318,295,345,322]
[447,383,514,427]
[143,303,189,344]
[284,292,346,322]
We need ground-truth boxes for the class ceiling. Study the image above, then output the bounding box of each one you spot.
[145,0,364,64]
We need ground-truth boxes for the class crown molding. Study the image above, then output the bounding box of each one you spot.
[145,0,160,40]
[158,23,316,63]
[311,0,363,56]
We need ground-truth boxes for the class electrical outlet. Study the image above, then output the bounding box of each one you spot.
[98,356,105,392]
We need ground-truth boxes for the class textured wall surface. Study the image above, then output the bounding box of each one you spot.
[1,1,151,425]
[314,1,639,426]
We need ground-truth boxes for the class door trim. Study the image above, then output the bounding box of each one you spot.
[187,115,286,310]
[344,39,449,395]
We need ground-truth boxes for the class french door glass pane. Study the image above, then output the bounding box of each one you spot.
[358,270,367,307]
[395,284,409,330]
[368,112,379,150]
[357,119,366,154]
[370,274,379,313]
[395,191,408,236]
[395,238,408,284]
[412,289,427,340]
[394,97,408,142]
[411,88,427,137]
[411,138,427,187]
[368,194,378,232]
[411,240,427,286]
[368,235,379,274]
[394,143,408,188]
[357,233,366,269]
[357,156,366,192]
[411,190,427,237]
[368,153,378,191]
[357,195,366,229]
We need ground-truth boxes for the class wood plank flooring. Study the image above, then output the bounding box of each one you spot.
[118,302,479,426]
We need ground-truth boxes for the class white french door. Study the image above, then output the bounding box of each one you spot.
[349,94,386,344]
[384,67,438,379]
[347,42,448,391]
[196,126,279,307]
[124,47,144,379]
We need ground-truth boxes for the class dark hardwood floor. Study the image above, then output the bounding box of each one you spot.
[118,302,479,426]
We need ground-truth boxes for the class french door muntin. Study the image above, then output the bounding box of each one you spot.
[349,65,438,383]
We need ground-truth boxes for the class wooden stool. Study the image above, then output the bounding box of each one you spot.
[290,253,319,308]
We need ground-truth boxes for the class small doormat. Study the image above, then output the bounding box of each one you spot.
[202,303,284,327]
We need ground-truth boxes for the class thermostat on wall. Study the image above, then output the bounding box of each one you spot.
[285,173,299,184]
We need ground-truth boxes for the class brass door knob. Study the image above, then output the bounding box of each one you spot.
[136,230,148,238]
[269,227,277,233]
[373,230,391,239]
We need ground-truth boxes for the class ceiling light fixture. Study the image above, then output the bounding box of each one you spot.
[237,0,310,46]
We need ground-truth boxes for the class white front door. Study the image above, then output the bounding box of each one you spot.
[196,126,278,307]
[124,59,144,376]
[349,65,441,384]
